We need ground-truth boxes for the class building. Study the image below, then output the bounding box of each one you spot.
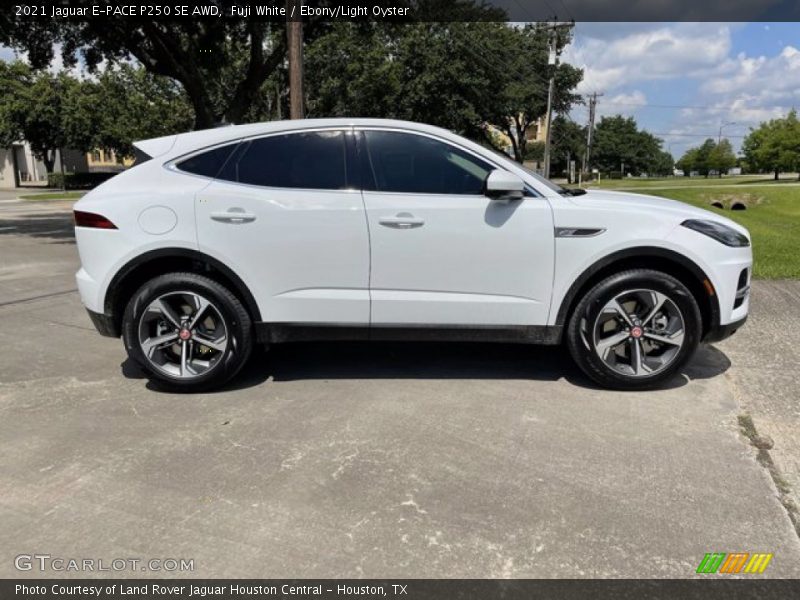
[0,143,50,188]
[0,142,131,189]
[485,116,548,158]
[86,148,134,173]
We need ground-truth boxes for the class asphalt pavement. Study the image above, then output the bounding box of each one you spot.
[1,197,798,578]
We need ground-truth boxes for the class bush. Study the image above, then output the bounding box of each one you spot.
[47,171,119,190]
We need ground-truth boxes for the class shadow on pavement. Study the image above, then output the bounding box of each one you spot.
[0,212,75,242]
[121,341,731,394]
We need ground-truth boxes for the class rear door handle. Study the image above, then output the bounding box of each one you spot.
[378,213,425,229]
[210,209,256,224]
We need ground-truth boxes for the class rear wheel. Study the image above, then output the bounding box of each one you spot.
[122,273,253,392]
[566,269,702,390]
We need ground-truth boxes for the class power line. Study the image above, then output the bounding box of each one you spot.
[649,132,747,138]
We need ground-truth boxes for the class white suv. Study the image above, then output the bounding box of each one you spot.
[73,119,752,391]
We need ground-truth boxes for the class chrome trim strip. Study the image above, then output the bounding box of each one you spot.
[555,227,607,238]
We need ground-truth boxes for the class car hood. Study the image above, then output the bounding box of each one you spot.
[575,189,749,235]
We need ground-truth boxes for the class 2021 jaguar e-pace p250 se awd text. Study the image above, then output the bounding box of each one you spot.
[73,119,751,391]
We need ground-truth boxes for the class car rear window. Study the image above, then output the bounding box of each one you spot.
[218,131,348,190]
[175,143,239,178]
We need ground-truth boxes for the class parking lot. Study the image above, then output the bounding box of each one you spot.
[1,197,799,578]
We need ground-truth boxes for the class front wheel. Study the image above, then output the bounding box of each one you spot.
[122,272,253,392]
[566,269,702,390]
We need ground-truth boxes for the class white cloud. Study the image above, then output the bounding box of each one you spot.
[566,23,732,93]
[667,45,800,145]
[565,23,800,157]
[595,90,648,118]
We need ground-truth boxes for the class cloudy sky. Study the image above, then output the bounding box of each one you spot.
[2,21,798,159]
[565,22,800,158]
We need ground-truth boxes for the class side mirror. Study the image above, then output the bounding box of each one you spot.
[485,169,524,200]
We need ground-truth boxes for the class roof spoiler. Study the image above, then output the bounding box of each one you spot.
[132,134,178,161]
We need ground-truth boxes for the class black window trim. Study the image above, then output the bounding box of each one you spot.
[167,125,539,197]
[167,126,359,193]
[170,140,242,181]
[355,126,541,198]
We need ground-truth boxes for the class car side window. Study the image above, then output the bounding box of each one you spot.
[175,143,239,178]
[363,130,493,195]
[217,130,348,190]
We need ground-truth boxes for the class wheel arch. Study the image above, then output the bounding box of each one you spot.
[554,247,720,340]
[104,248,261,335]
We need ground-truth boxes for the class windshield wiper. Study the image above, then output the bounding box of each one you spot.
[560,188,587,196]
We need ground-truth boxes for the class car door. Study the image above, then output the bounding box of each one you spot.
[359,129,554,326]
[192,128,370,324]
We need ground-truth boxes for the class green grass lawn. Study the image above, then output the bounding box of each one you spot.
[583,174,799,190]
[19,191,85,201]
[598,184,800,279]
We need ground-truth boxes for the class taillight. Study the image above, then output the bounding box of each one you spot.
[74,210,117,229]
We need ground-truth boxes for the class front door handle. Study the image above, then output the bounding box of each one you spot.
[378,213,425,229]
[210,208,256,224]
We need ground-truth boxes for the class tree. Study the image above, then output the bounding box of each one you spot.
[90,64,194,157]
[649,149,674,177]
[479,23,582,162]
[0,10,292,129]
[675,147,699,176]
[707,138,737,177]
[548,115,586,179]
[305,21,582,162]
[0,60,194,172]
[0,1,505,130]
[742,110,800,179]
[694,139,717,177]
[591,115,665,176]
[0,61,93,174]
[305,21,497,134]
[677,138,732,178]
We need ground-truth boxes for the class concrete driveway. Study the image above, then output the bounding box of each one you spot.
[1,199,798,578]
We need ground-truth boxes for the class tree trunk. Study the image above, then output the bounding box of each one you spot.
[508,135,521,163]
[190,95,217,130]
[515,139,525,163]
[774,169,779,180]
[42,151,55,176]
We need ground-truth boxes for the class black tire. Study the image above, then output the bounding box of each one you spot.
[122,272,253,392]
[566,269,702,390]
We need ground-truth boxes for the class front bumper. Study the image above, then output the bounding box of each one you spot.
[704,314,747,343]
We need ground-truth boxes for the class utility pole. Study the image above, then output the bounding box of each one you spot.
[543,75,555,179]
[542,21,573,179]
[582,91,603,176]
[287,1,304,119]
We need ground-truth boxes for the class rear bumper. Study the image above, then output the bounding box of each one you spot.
[704,314,747,344]
[86,309,120,338]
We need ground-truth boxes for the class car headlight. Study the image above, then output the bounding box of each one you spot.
[681,219,750,247]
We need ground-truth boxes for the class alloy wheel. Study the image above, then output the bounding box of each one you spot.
[590,289,685,377]
[137,291,229,379]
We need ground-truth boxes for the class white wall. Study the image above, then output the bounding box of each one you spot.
[0,148,15,188]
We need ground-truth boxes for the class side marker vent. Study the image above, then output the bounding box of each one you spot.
[555,227,606,238]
